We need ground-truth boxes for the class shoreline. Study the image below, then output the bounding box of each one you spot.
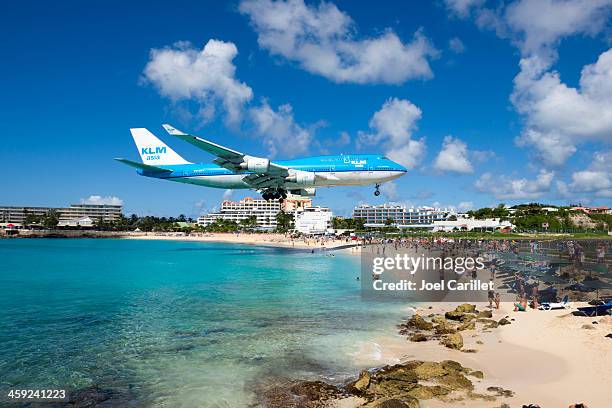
[319,301,611,408]
[121,232,362,252]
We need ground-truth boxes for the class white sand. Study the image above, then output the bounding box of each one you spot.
[123,232,361,251]
[353,302,611,407]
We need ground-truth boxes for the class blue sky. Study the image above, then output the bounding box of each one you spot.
[2,0,611,217]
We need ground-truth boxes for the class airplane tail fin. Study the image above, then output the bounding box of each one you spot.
[129,128,191,165]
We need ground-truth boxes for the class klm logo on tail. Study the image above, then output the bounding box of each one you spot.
[141,146,167,155]
[141,146,167,161]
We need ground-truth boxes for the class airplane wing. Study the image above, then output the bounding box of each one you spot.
[162,124,290,187]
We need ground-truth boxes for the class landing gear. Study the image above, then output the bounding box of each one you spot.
[262,188,287,201]
[374,184,381,196]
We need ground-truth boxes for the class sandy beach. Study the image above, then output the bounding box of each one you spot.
[344,301,611,408]
[123,232,362,251]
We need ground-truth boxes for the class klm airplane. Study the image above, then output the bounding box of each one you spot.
[115,125,407,201]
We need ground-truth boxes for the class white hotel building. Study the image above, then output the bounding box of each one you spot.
[197,198,281,230]
[197,197,333,233]
[353,204,452,227]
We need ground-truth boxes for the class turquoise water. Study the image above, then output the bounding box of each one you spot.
[0,239,405,407]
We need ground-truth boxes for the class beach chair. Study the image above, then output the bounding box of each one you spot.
[575,301,612,317]
[538,295,569,310]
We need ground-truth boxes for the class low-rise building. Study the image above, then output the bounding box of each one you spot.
[431,217,514,232]
[197,197,281,230]
[0,203,122,225]
[353,204,453,227]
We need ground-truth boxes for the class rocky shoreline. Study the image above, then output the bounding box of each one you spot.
[260,303,517,408]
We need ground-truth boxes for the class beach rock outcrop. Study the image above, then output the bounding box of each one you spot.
[498,318,511,326]
[434,321,456,335]
[445,311,475,322]
[477,310,493,318]
[409,333,428,342]
[431,315,446,324]
[457,321,475,331]
[455,303,477,313]
[442,333,464,350]
[348,370,371,394]
[404,314,433,330]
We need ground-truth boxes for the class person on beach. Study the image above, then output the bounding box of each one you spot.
[488,289,495,308]
[494,292,501,309]
[514,295,527,312]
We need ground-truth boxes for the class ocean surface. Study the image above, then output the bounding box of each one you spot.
[0,239,406,407]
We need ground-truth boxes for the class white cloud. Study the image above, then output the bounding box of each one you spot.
[380,182,400,201]
[433,135,473,173]
[475,170,554,199]
[557,151,612,198]
[142,40,253,125]
[358,98,426,169]
[512,49,612,166]
[239,0,437,84]
[249,100,312,157]
[501,0,611,61]
[448,37,465,54]
[444,0,485,18]
[80,195,123,206]
[222,189,234,201]
[454,0,612,167]
[457,201,474,211]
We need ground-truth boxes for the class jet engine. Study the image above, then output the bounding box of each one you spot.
[285,170,315,185]
[240,156,270,173]
[289,188,316,197]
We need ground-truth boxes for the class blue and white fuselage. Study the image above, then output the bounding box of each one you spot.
[116,125,407,199]
[139,155,405,189]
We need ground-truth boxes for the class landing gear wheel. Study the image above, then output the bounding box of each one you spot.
[374,184,381,196]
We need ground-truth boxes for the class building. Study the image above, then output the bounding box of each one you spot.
[353,204,453,227]
[282,196,313,212]
[57,216,94,228]
[571,206,611,214]
[431,216,514,232]
[0,203,123,225]
[294,207,333,234]
[197,197,281,230]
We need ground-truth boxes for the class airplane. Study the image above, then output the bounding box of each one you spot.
[115,124,407,201]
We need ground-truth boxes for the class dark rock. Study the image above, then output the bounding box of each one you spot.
[409,333,428,342]
[405,314,434,330]
[581,324,595,330]
[457,321,475,331]
[477,310,493,318]
[445,311,475,322]
[455,304,477,313]
[431,315,446,324]
[413,361,448,379]
[460,348,478,353]
[347,370,371,394]
[434,321,456,335]
[440,372,473,390]
[442,333,463,350]
[289,380,344,402]
[498,318,511,326]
